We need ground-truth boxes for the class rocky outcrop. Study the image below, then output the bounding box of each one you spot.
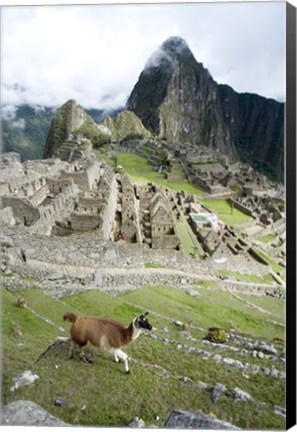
[165,409,240,429]
[0,400,70,426]
[126,36,284,181]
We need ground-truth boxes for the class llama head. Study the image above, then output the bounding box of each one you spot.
[135,312,152,331]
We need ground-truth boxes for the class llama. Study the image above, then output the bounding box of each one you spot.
[63,311,152,373]
[17,297,27,308]
[182,320,192,331]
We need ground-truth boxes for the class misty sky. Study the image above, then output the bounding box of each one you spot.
[1,1,286,113]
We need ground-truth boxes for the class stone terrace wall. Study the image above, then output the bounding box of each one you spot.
[2,225,144,270]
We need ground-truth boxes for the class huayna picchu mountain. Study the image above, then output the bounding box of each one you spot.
[126,36,284,181]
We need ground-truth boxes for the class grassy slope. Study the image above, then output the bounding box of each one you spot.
[200,199,252,225]
[96,149,204,194]
[2,284,285,429]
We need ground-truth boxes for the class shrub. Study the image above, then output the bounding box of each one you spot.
[204,328,227,343]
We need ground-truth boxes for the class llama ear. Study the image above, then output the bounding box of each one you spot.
[144,312,149,316]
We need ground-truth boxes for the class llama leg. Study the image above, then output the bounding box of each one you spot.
[114,353,119,363]
[112,349,130,373]
[69,341,74,359]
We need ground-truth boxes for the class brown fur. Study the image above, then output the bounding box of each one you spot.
[17,297,27,308]
[63,313,134,349]
[182,321,192,331]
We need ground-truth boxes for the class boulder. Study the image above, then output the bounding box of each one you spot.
[0,400,71,426]
[10,370,39,392]
[232,387,253,402]
[129,416,146,428]
[165,410,240,429]
[211,383,226,403]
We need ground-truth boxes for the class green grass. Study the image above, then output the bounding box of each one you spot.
[2,286,285,429]
[217,271,274,285]
[256,234,276,244]
[175,219,206,259]
[200,200,253,225]
[102,151,204,195]
[253,247,285,279]
[144,262,166,269]
[235,292,285,322]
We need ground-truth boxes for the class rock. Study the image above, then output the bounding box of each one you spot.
[186,289,199,296]
[182,376,192,384]
[213,354,222,363]
[223,357,235,366]
[271,368,279,378]
[273,405,286,417]
[165,409,240,429]
[54,397,69,407]
[211,383,226,403]
[257,351,265,359]
[10,370,40,392]
[93,270,103,286]
[259,342,278,356]
[0,400,71,426]
[174,321,183,327]
[197,380,208,390]
[180,331,191,339]
[48,271,65,281]
[232,387,253,402]
[233,360,245,370]
[250,365,260,374]
[129,416,146,427]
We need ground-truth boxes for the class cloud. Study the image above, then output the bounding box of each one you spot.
[1,2,286,110]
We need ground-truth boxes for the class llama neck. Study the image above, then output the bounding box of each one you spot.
[131,319,142,341]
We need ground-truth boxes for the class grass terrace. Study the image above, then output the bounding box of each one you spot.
[200,199,253,225]
[96,148,204,194]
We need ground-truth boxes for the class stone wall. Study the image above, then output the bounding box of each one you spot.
[151,234,180,250]
[29,184,50,207]
[0,197,40,226]
[71,213,103,231]
[100,177,118,240]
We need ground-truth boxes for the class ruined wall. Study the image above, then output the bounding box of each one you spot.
[100,177,118,240]
[71,213,103,231]
[151,234,180,249]
[0,197,40,226]
[29,184,50,207]
[30,181,78,235]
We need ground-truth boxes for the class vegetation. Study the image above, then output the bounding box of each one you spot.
[175,219,206,259]
[200,199,253,225]
[204,328,227,343]
[216,271,274,285]
[96,150,204,195]
[76,118,111,148]
[2,285,285,429]
[256,234,276,244]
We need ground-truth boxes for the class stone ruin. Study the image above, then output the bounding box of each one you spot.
[0,147,285,275]
[0,152,180,250]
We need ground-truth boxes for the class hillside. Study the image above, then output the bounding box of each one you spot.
[2,276,285,429]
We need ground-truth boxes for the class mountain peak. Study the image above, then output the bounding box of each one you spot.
[144,35,193,71]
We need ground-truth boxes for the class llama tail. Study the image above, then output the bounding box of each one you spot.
[63,312,78,323]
